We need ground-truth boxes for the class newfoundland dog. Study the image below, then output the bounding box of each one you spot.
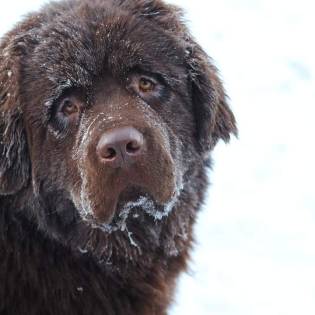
[0,0,236,314]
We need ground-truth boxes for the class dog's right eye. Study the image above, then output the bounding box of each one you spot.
[60,98,80,117]
[49,94,85,135]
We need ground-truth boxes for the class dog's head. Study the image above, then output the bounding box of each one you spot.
[0,0,236,258]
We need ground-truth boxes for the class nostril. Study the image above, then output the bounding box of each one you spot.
[104,147,116,160]
[126,141,141,154]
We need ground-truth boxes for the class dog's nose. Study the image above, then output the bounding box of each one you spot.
[96,127,144,168]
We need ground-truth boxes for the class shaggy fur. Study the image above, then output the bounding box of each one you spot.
[0,0,237,314]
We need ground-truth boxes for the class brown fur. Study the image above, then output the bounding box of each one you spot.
[0,0,237,314]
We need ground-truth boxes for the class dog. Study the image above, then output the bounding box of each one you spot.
[0,0,237,314]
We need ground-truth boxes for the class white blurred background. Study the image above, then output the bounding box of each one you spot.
[1,1,314,314]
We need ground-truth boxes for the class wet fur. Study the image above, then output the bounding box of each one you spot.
[0,0,237,314]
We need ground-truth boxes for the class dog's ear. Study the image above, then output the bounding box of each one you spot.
[129,0,237,152]
[186,42,237,152]
[0,39,30,195]
[127,0,237,152]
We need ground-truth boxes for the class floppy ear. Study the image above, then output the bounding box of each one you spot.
[0,39,30,195]
[186,43,237,152]
[125,0,237,151]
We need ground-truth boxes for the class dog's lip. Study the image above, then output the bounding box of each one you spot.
[88,185,147,224]
[115,186,148,212]
[118,185,146,202]
[80,185,178,230]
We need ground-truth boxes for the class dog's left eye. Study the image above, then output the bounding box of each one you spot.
[127,74,163,101]
[139,77,155,92]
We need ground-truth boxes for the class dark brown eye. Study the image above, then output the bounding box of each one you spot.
[139,77,155,92]
[61,99,79,116]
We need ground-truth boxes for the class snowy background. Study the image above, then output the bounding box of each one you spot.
[1,1,315,314]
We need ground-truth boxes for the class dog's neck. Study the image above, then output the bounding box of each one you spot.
[0,187,195,315]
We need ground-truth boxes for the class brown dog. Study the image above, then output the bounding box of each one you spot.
[0,0,236,314]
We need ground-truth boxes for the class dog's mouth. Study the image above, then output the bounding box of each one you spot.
[115,185,177,220]
[76,150,179,224]
[78,185,179,233]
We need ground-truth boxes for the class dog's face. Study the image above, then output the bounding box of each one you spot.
[0,0,236,262]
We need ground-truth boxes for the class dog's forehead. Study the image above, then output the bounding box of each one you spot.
[29,6,186,90]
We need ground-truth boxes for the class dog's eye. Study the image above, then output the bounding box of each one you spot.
[127,73,164,102]
[49,94,84,136]
[60,98,80,117]
[139,77,155,92]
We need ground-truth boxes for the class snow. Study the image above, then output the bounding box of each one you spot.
[119,194,179,222]
[76,287,84,292]
[1,1,315,314]
[166,1,315,315]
